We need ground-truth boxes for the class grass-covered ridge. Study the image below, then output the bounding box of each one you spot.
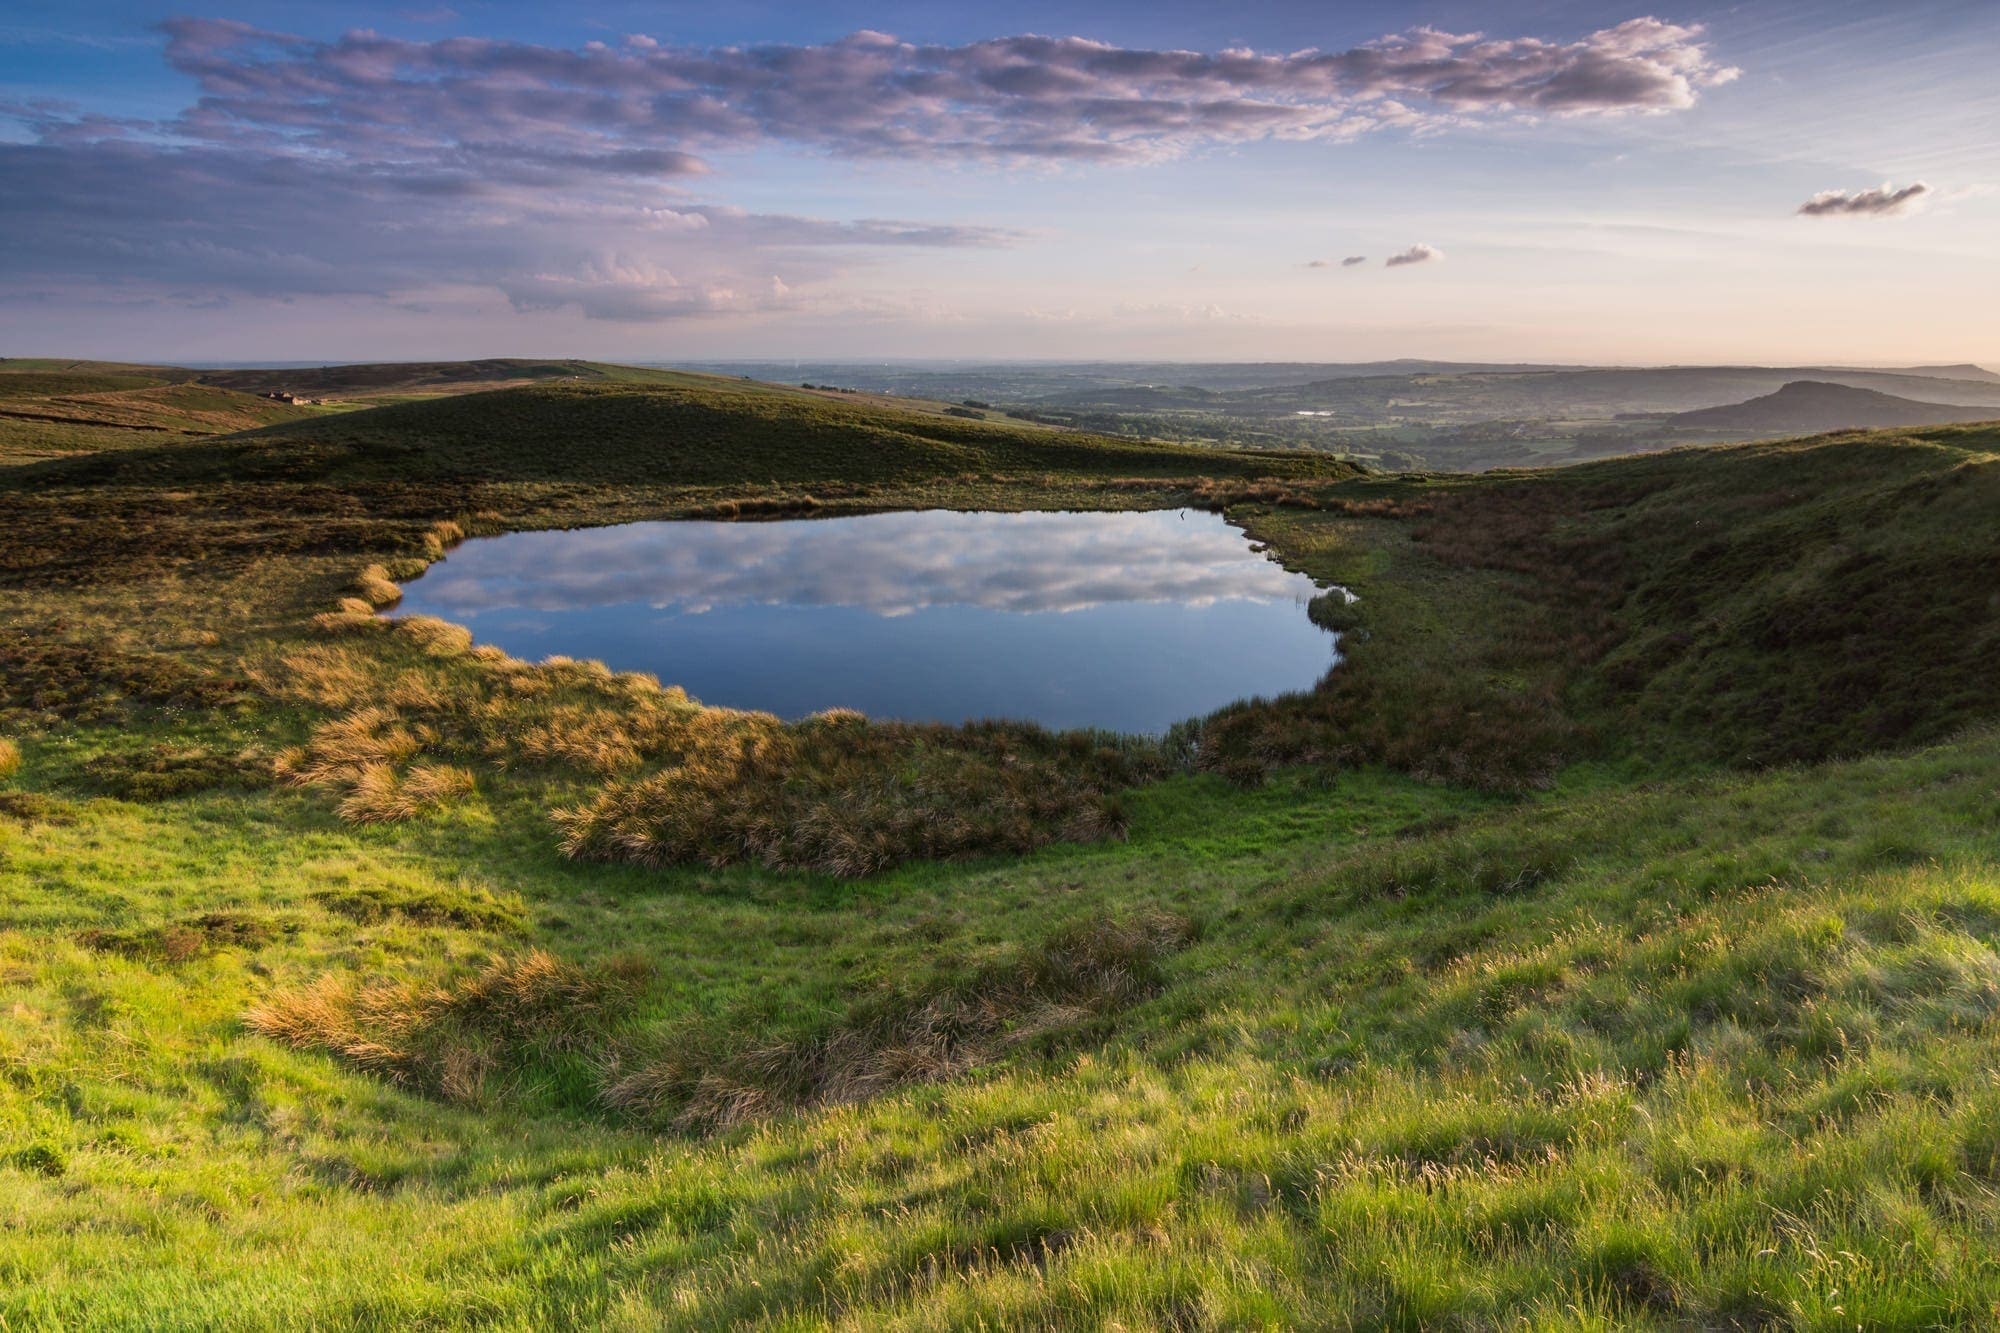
[6,367,2000,1324]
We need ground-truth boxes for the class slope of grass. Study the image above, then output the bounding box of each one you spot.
[212,379,1343,487]
[6,373,2000,1324]
[0,376,325,463]
[8,707,2000,1324]
[1188,423,2000,783]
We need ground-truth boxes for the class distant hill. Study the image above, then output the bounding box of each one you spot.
[1667,380,2000,433]
[1893,363,2000,383]
[186,358,726,399]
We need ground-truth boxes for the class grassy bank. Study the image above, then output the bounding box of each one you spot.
[5,372,2000,1325]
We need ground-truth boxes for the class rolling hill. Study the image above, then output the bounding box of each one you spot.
[1666,379,2000,433]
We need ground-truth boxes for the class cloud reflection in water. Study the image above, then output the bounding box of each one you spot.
[394,509,1337,733]
[405,508,1316,617]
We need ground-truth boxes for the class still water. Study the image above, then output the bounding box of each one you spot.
[394,509,1337,734]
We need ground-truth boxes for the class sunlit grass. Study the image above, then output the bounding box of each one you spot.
[7,381,2000,1324]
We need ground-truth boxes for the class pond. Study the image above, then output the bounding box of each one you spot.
[393,508,1339,734]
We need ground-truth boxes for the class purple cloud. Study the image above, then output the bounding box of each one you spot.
[1797,182,1931,217]
[1385,244,1443,267]
[153,17,1735,169]
[0,138,1014,321]
[0,16,1732,322]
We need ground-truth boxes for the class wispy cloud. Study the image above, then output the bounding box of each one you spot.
[1385,244,1443,267]
[1342,255,1368,267]
[0,139,1015,321]
[1797,181,1930,217]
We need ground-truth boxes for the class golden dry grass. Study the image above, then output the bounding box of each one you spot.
[248,949,645,1102]
[350,564,403,608]
[333,762,474,824]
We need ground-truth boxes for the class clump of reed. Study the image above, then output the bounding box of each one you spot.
[686,494,823,520]
[0,738,18,780]
[603,911,1195,1132]
[248,949,649,1104]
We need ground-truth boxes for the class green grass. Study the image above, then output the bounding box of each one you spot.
[10,716,2000,1325]
[6,372,2000,1325]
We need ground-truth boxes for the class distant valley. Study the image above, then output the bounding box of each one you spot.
[685,358,2000,470]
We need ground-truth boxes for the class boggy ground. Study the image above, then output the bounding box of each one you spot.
[5,377,2000,1326]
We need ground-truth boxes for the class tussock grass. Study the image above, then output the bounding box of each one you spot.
[275,705,427,786]
[259,640,1145,872]
[333,762,475,825]
[419,518,464,559]
[0,738,18,779]
[248,950,648,1104]
[350,563,402,608]
[391,614,474,657]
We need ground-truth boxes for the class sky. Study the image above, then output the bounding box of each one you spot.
[3,1,1996,366]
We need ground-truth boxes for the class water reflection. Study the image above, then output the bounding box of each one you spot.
[396,509,1337,734]
[408,509,1318,618]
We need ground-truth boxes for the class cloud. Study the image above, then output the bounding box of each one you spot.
[1385,244,1443,267]
[151,16,1734,169]
[1,15,1730,322]
[1797,181,1931,217]
[1341,255,1368,267]
[0,139,1014,321]
[1305,259,1329,268]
